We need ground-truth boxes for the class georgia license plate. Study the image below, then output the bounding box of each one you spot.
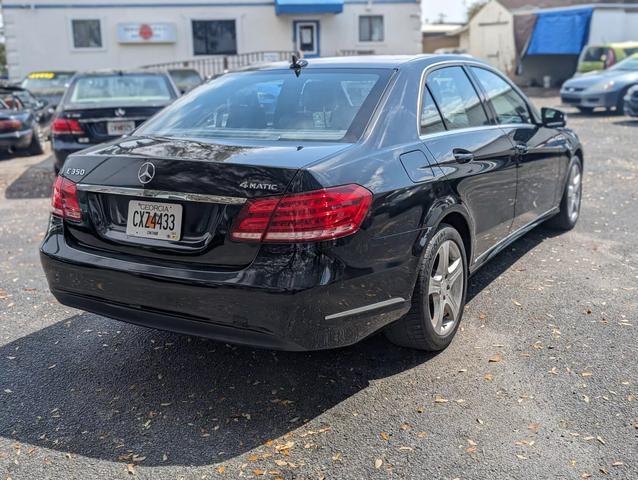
[107,120,136,136]
[126,200,182,241]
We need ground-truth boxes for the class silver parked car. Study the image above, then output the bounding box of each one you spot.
[560,55,638,114]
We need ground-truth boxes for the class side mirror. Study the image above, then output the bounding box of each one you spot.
[37,99,49,109]
[541,107,566,128]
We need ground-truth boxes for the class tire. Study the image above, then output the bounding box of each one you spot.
[577,107,594,114]
[546,156,582,231]
[384,224,467,351]
[27,125,45,156]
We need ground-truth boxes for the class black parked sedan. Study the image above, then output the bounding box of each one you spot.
[0,85,49,155]
[40,56,583,352]
[51,70,179,173]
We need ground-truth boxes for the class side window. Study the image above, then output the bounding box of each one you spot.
[471,67,531,125]
[426,66,489,130]
[420,87,446,135]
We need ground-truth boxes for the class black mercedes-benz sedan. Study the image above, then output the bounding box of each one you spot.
[51,70,179,173]
[40,56,583,352]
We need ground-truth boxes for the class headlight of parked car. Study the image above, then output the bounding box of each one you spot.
[590,80,616,91]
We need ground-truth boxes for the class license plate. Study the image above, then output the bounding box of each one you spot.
[107,120,136,136]
[126,200,182,241]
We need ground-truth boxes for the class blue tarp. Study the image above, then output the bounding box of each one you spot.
[526,7,593,55]
[275,0,343,14]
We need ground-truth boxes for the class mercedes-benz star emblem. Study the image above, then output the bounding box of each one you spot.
[115,108,126,117]
[138,162,155,185]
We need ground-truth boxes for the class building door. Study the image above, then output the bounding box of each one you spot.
[293,21,320,58]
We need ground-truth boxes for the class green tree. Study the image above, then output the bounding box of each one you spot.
[467,0,488,21]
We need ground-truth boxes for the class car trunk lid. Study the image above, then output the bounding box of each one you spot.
[61,136,350,269]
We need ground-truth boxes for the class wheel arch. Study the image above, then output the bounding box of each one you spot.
[418,199,475,267]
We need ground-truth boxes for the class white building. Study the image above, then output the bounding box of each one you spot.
[1,0,422,81]
[463,0,638,85]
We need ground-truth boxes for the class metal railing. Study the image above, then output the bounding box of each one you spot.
[142,51,298,77]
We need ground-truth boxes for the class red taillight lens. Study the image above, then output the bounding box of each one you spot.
[51,118,84,135]
[0,119,22,131]
[51,176,82,221]
[231,184,372,243]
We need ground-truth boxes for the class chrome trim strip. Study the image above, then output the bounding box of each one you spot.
[474,207,559,264]
[76,184,247,205]
[79,117,149,123]
[325,297,406,321]
[416,59,538,138]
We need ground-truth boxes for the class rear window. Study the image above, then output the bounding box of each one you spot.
[582,47,608,62]
[136,68,391,142]
[426,66,489,131]
[22,72,74,95]
[69,74,174,104]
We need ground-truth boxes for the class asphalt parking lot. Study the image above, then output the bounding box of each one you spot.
[1,96,637,480]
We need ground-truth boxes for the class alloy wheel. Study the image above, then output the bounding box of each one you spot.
[428,239,464,336]
[566,161,582,222]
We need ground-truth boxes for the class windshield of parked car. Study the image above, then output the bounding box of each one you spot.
[609,57,638,71]
[68,74,174,104]
[137,68,391,142]
[21,72,74,95]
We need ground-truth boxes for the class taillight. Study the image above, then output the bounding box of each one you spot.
[51,118,84,135]
[0,119,22,131]
[51,176,82,221]
[231,184,372,243]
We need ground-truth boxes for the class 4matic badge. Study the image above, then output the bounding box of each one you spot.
[239,181,280,192]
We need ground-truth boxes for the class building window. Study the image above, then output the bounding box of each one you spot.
[192,20,237,56]
[72,19,102,49]
[359,15,384,42]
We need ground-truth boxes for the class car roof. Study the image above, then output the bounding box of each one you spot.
[245,54,479,71]
[0,82,27,92]
[72,70,170,77]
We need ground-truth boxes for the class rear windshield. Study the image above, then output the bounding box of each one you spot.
[137,68,391,142]
[68,74,174,104]
[22,72,74,95]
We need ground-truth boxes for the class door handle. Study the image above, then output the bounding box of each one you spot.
[453,149,474,163]
[515,144,529,155]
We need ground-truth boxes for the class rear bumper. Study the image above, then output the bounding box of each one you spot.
[0,129,32,149]
[40,219,413,351]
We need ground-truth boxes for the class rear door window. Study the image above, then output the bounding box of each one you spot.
[470,67,531,125]
[419,87,446,135]
[426,66,489,131]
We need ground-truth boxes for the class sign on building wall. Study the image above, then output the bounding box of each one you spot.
[117,23,177,44]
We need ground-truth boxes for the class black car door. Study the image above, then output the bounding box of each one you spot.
[468,66,566,232]
[420,65,517,261]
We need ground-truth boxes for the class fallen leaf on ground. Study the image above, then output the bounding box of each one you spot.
[528,423,541,432]
[489,353,502,363]
[374,458,383,469]
[380,432,389,441]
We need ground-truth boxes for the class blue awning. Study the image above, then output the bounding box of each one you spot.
[526,7,593,55]
[275,0,343,15]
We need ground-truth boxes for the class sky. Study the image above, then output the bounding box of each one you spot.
[423,0,472,24]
